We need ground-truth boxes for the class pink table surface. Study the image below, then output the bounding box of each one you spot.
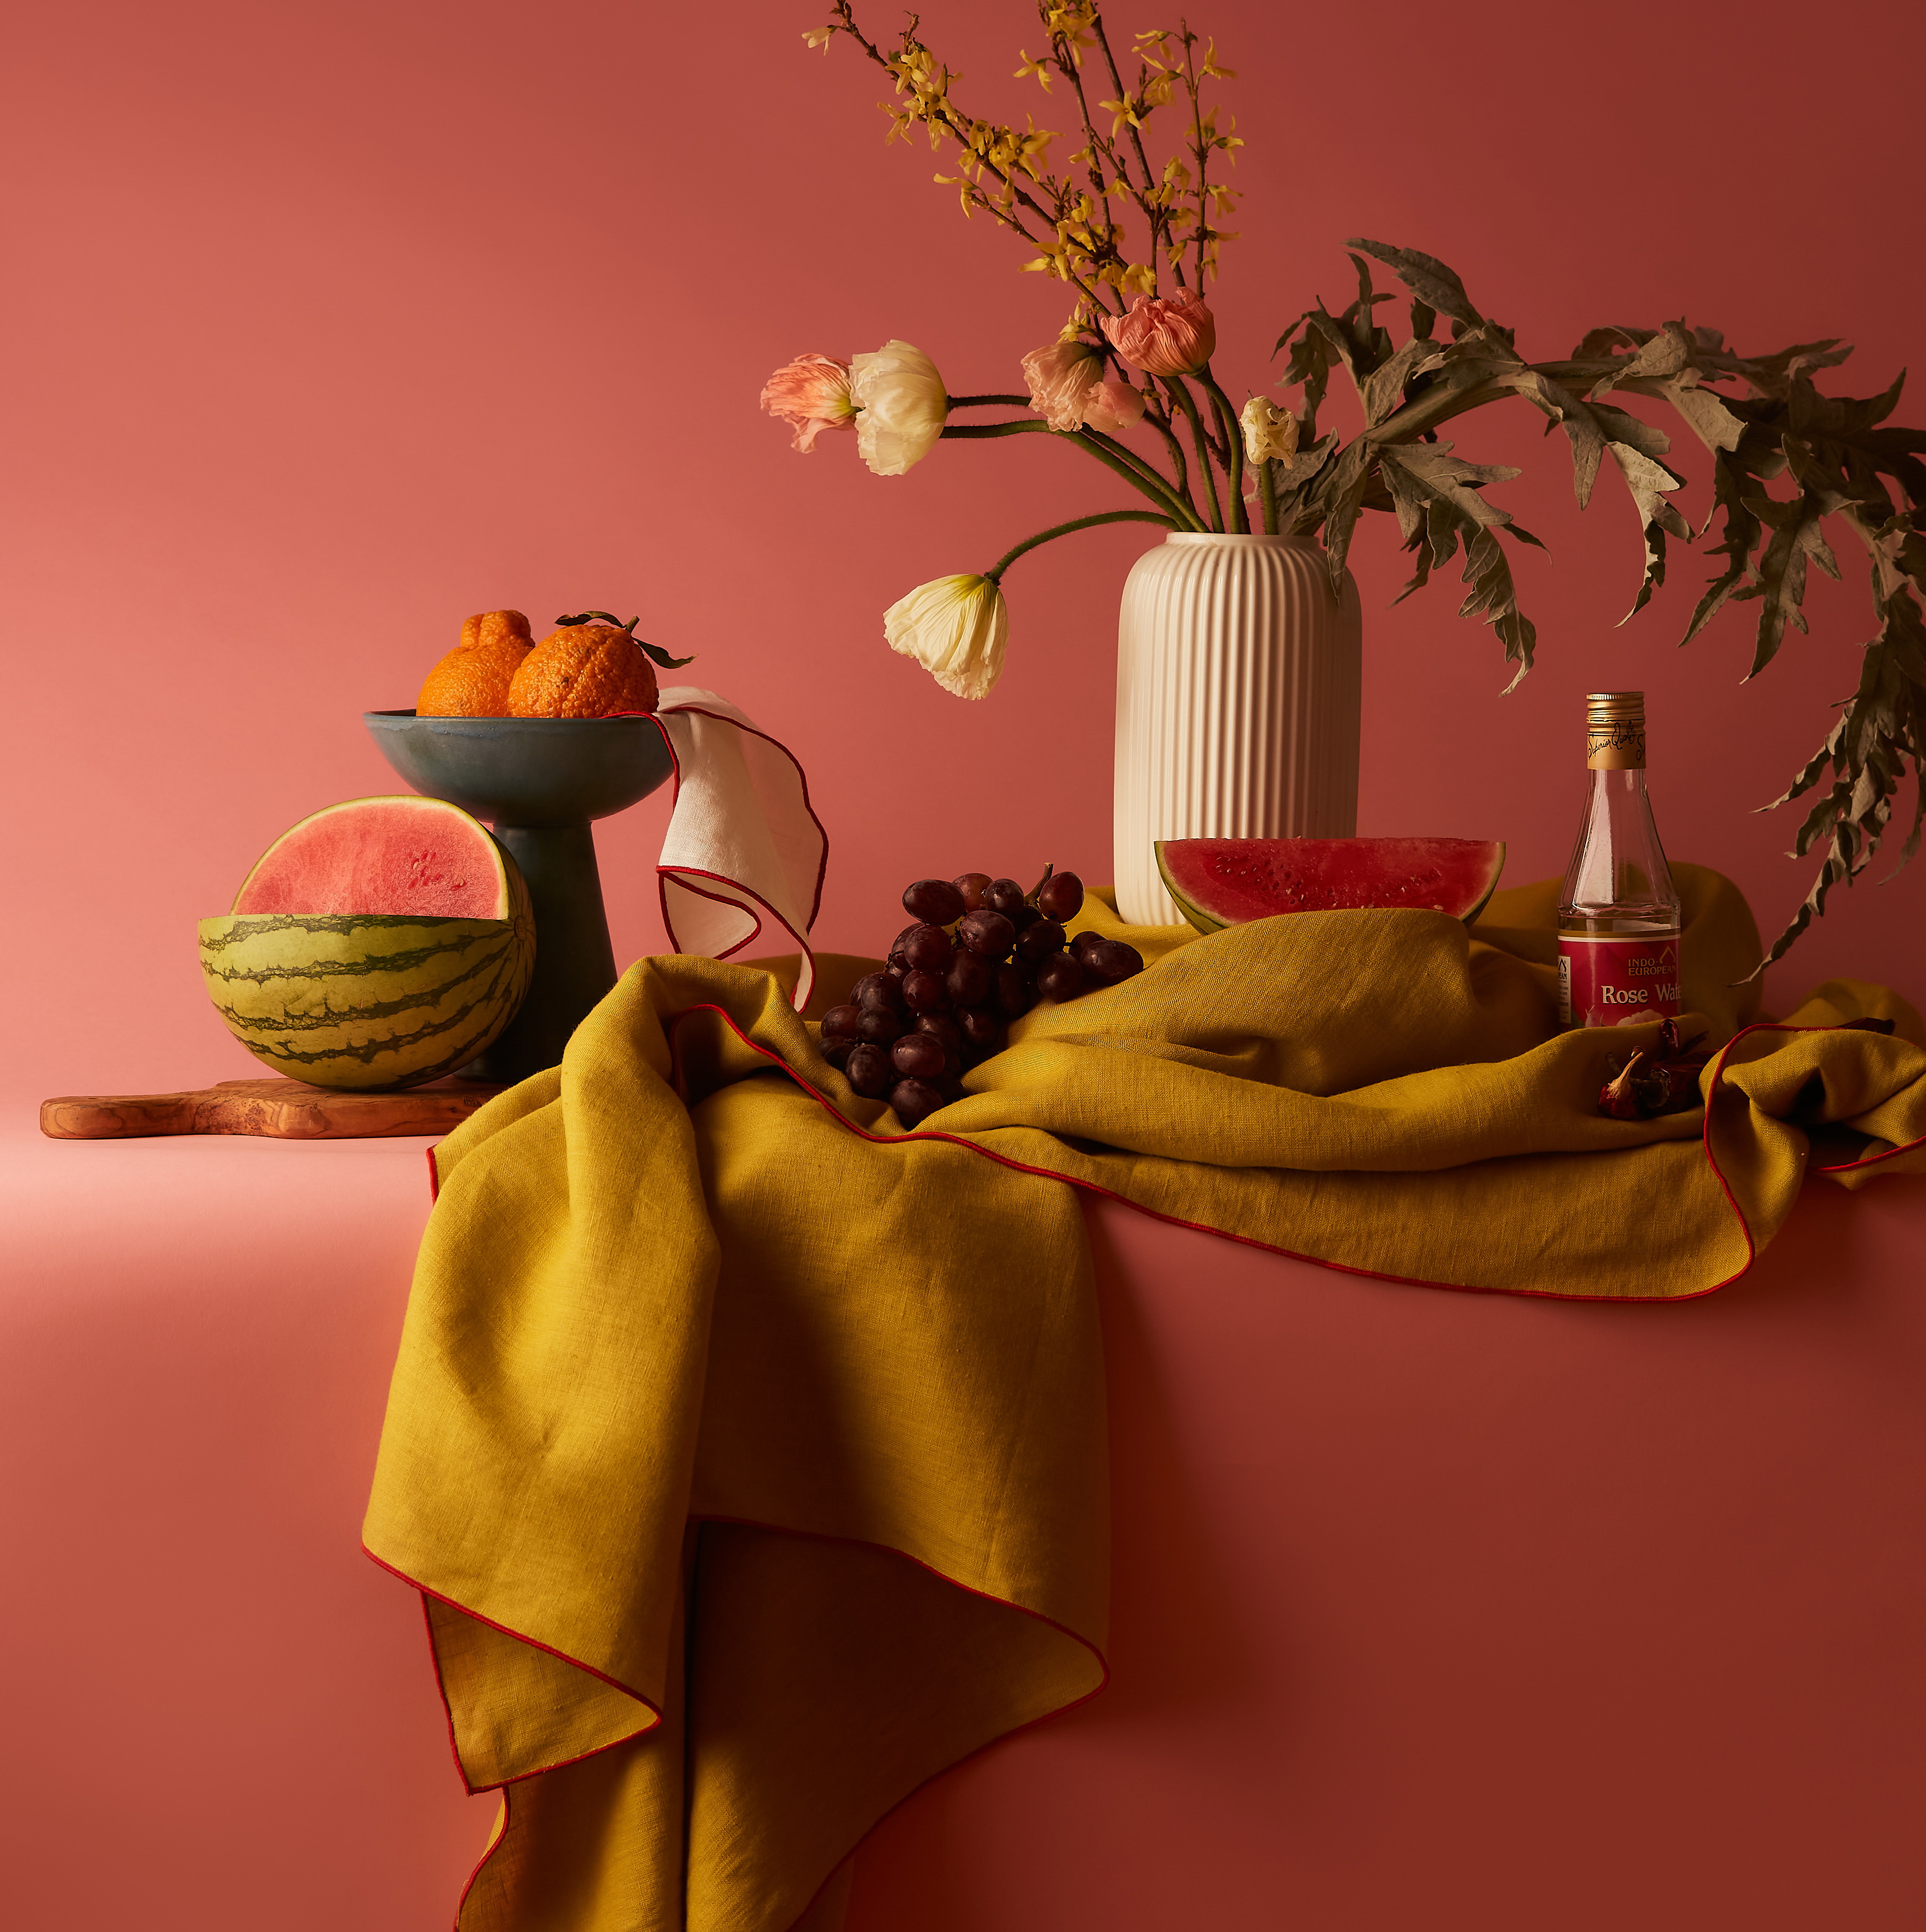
[4,1119,1923,1931]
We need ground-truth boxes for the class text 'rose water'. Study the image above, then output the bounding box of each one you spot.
[1557,692,1682,1028]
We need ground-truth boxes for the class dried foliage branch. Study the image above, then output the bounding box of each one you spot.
[1273,240,1926,963]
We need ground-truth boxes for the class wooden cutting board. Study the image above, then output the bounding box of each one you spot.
[39,1076,506,1141]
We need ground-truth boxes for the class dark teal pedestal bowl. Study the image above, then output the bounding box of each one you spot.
[364,711,675,1082]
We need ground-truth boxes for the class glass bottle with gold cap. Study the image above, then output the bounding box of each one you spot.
[1557,691,1683,1028]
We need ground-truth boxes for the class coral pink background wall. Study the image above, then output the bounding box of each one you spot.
[5,0,1922,1112]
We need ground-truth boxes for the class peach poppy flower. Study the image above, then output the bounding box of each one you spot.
[1101,288,1216,377]
[759,353,856,453]
[1083,378,1146,435]
[1021,340,1106,431]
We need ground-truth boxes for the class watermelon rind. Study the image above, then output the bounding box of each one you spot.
[198,900,535,1092]
[1155,837,1507,934]
[233,794,520,921]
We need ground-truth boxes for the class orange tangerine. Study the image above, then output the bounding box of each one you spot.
[506,624,660,718]
[416,610,533,717]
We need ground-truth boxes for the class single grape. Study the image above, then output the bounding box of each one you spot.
[936,1073,966,1104]
[1037,870,1084,922]
[902,969,952,1015]
[986,877,1027,914]
[957,1004,1001,1048]
[903,878,966,925]
[902,923,954,972]
[915,1012,965,1059]
[855,1007,902,1045]
[1014,918,1067,964]
[820,1033,856,1069]
[957,909,1016,959]
[994,962,1035,1017]
[1086,939,1145,984]
[952,871,993,911]
[891,1032,948,1081]
[845,1042,894,1097]
[1007,903,1042,933]
[890,1077,945,1126]
[1035,950,1086,1001]
[851,973,902,1012]
[822,1003,864,1039]
[887,923,921,967]
[1071,929,1105,964]
[945,948,992,1006]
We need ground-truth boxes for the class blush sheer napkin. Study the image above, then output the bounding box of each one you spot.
[651,688,827,1010]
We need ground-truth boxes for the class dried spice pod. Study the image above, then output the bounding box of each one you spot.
[1597,1018,1712,1121]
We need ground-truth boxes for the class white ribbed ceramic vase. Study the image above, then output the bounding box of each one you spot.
[1114,533,1364,924]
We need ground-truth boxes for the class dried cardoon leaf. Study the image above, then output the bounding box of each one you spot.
[1274,312,1338,434]
[1378,442,1522,534]
[1316,440,1375,596]
[1607,443,1692,621]
[1455,526,1541,687]
[1341,253,1397,373]
[1584,319,1696,402]
[1272,429,1340,532]
[1572,324,1650,360]
[1753,613,1923,969]
[1654,375,1746,454]
[1733,492,1841,675]
[1359,336,1444,430]
[1345,237,1485,330]
[1500,371,1671,512]
[1680,451,1765,645]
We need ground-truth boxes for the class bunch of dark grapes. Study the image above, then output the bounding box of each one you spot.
[818,868,1145,1127]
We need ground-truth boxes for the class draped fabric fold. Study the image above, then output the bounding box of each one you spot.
[362,864,1926,1931]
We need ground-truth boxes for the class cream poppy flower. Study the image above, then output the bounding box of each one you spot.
[1240,394,1301,465]
[883,574,1008,699]
[850,339,949,475]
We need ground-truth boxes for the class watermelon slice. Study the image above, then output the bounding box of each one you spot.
[1155,837,1506,933]
[233,795,519,919]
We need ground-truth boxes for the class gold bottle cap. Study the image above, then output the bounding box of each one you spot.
[1586,690,1646,770]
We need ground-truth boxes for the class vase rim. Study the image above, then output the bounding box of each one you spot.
[1163,531,1318,546]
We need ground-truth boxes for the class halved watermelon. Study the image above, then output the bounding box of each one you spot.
[234,794,518,919]
[205,796,535,1090]
[1155,837,1506,934]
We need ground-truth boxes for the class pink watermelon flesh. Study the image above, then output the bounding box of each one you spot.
[1158,837,1506,926]
[233,797,511,919]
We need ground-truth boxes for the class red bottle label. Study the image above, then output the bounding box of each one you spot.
[1557,934,1682,1028]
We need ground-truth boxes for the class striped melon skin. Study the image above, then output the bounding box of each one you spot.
[199,898,535,1092]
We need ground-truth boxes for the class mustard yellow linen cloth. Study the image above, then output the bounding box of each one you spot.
[363,864,1926,1932]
